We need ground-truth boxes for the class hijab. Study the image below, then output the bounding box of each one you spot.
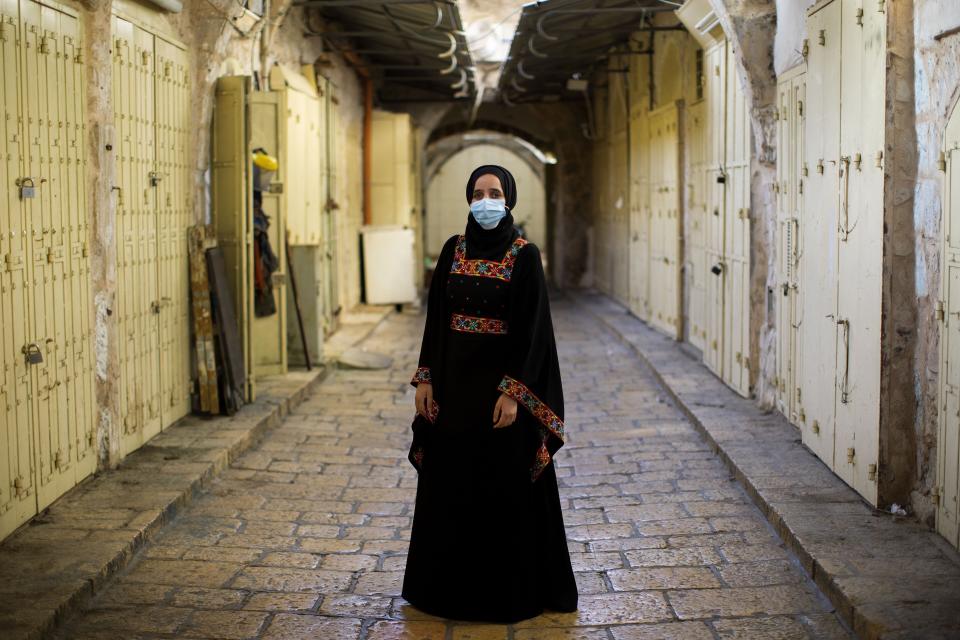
[465,164,518,210]
[464,164,519,259]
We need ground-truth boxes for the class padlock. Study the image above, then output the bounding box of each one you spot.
[22,342,43,365]
[17,177,36,199]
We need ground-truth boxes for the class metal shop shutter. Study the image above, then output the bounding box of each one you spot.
[1,0,96,541]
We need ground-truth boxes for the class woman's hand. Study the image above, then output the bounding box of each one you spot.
[493,393,518,428]
[415,382,434,420]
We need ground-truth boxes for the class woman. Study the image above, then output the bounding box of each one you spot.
[401,164,578,623]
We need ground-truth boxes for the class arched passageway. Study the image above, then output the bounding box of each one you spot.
[4,2,960,639]
[423,135,549,260]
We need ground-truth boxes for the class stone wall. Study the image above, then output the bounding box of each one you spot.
[75,0,365,468]
[910,0,960,524]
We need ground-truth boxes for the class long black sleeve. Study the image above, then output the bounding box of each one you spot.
[410,234,458,388]
[499,243,566,481]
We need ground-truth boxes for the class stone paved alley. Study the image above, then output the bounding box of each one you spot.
[55,296,851,639]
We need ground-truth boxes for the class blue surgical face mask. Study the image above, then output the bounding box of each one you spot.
[470,198,507,229]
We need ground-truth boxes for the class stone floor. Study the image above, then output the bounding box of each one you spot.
[55,295,852,639]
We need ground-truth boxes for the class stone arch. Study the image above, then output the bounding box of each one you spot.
[407,101,594,287]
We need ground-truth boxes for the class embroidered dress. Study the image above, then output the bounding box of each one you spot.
[402,210,577,623]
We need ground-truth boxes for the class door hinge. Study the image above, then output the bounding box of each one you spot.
[867,463,877,481]
[937,300,945,322]
[818,29,826,46]
[939,151,947,172]
[846,447,855,464]
[932,486,941,505]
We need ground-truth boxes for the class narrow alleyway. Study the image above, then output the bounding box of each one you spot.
[56,296,850,640]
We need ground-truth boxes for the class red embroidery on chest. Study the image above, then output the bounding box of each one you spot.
[449,234,528,281]
[450,312,508,335]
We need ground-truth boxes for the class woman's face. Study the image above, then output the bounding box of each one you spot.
[471,174,505,204]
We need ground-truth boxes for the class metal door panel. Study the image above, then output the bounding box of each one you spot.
[111,15,138,443]
[775,75,792,415]
[60,9,95,475]
[833,0,883,503]
[113,16,161,455]
[322,78,339,333]
[0,5,38,540]
[704,41,726,376]
[610,127,629,306]
[305,91,322,247]
[250,93,287,374]
[648,103,681,339]
[13,0,93,513]
[687,101,708,351]
[21,0,67,509]
[800,0,841,467]
[722,43,751,396]
[939,264,960,545]
[628,102,650,321]
[284,89,311,245]
[791,72,806,424]
[939,98,960,548]
[212,76,254,400]
[154,35,190,429]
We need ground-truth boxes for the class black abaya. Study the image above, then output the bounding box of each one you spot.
[401,211,578,623]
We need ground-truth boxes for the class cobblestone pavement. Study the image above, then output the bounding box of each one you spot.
[56,296,852,639]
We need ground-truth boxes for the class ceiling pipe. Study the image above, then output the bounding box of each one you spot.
[517,60,535,80]
[535,7,670,41]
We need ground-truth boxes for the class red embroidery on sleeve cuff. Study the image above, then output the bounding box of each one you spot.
[497,375,565,442]
[411,366,431,386]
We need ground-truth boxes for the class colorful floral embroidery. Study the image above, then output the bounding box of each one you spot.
[497,375,565,442]
[450,313,508,335]
[530,436,552,481]
[411,366,431,386]
[497,375,566,482]
[450,234,528,281]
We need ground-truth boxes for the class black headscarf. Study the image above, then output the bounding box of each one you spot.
[465,164,517,211]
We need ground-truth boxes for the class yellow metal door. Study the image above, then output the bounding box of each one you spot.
[20,0,94,510]
[791,72,806,425]
[322,78,340,333]
[687,100,708,352]
[0,0,95,533]
[371,111,413,227]
[284,87,322,246]
[775,66,806,424]
[648,103,681,339]
[112,16,162,455]
[610,127,629,306]
[800,0,841,467]
[939,97,960,548]
[212,76,255,400]
[154,35,191,429]
[703,40,726,376]
[593,113,611,295]
[722,41,751,397]
[0,0,37,539]
[609,71,629,306]
[250,92,287,375]
[53,1,96,488]
[628,102,649,321]
[833,0,884,503]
